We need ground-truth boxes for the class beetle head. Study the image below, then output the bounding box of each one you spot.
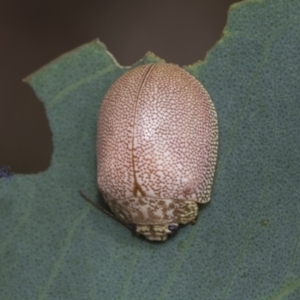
[135,223,179,241]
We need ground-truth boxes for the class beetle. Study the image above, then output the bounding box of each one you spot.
[81,62,218,241]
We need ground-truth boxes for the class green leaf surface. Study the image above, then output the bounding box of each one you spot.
[1,0,300,299]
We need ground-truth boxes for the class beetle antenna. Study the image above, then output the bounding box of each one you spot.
[79,190,137,233]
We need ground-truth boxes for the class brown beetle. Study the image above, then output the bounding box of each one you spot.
[84,63,218,241]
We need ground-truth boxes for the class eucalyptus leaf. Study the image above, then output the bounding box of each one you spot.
[1,0,300,299]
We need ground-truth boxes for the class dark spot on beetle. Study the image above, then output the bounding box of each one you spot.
[138,198,147,206]
[168,224,178,232]
[169,203,175,209]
